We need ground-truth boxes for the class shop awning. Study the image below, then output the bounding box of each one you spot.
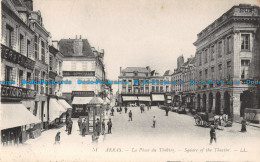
[122,96,138,101]
[58,99,72,110]
[138,96,151,101]
[0,103,41,130]
[152,94,165,101]
[49,98,67,122]
[72,97,93,105]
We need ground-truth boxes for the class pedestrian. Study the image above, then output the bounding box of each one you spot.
[81,119,87,136]
[102,119,106,135]
[111,107,114,116]
[129,110,132,121]
[68,119,73,135]
[107,118,112,134]
[65,118,69,132]
[78,117,82,130]
[165,107,169,116]
[241,119,247,132]
[140,106,142,113]
[125,106,127,113]
[55,131,61,144]
[153,116,156,128]
[96,118,101,136]
[210,126,216,144]
[120,107,122,114]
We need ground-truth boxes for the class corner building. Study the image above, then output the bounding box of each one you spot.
[193,4,260,121]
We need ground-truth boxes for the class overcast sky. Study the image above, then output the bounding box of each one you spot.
[34,0,259,84]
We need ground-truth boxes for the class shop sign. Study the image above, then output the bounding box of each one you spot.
[72,91,95,97]
[1,44,35,70]
[63,71,95,76]
[1,85,36,99]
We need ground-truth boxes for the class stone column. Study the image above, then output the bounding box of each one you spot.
[232,92,241,122]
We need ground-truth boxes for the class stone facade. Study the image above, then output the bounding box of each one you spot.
[193,4,260,122]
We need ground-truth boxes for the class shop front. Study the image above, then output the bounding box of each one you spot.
[138,96,151,106]
[121,96,138,106]
[1,85,40,146]
[48,97,67,125]
[151,93,165,106]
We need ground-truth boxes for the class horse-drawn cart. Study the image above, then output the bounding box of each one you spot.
[194,112,215,127]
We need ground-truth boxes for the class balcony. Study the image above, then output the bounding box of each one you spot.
[121,91,150,95]
[1,44,35,70]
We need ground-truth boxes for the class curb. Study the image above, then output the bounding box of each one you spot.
[235,121,260,129]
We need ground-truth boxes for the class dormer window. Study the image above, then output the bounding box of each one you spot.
[134,71,138,76]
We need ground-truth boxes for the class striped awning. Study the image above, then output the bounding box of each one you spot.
[89,97,104,105]
[72,97,93,105]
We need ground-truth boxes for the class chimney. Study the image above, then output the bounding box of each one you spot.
[76,35,78,39]
[80,35,82,39]
[120,67,122,73]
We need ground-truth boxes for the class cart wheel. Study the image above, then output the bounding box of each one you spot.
[195,118,200,125]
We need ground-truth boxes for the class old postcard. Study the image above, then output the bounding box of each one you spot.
[1,0,260,161]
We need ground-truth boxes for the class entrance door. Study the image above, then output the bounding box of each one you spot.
[215,92,221,115]
[41,101,45,122]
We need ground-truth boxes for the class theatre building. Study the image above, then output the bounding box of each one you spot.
[193,4,260,122]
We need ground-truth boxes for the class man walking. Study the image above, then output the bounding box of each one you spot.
[129,110,133,121]
[111,107,114,116]
[165,107,169,116]
[68,119,73,135]
[153,116,156,128]
[102,119,106,135]
[81,119,87,136]
[124,106,128,113]
[107,118,112,134]
[210,126,216,144]
[96,118,101,136]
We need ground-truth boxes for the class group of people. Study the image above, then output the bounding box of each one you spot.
[78,118,88,136]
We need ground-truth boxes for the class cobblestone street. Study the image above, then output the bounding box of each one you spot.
[1,106,260,161]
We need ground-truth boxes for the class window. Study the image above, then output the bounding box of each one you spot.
[41,41,45,62]
[205,49,208,63]
[18,70,23,87]
[27,40,30,57]
[49,56,53,70]
[34,70,39,92]
[227,36,232,53]
[241,60,250,79]
[128,87,132,93]
[211,67,215,78]
[198,53,202,66]
[27,72,31,89]
[241,34,250,50]
[205,69,208,80]
[6,25,13,48]
[199,71,202,80]
[145,87,149,93]
[134,71,138,76]
[218,41,222,57]
[156,86,159,92]
[19,34,24,54]
[218,64,222,79]
[5,66,13,83]
[34,35,38,60]
[211,45,215,60]
[227,61,232,79]
[152,86,155,92]
[160,86,163,92]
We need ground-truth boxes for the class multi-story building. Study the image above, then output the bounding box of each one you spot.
[59,37,106,117]
[163,70,173,105]
[171,56,184,106]
[193,4,260,121]
[181,56,196,109]
[118,66,166,106]
[1,0,41,145]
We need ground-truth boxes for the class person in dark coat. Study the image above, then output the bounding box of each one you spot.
[210,126,216,144]
[124,106,128,113]
[111,107,114,116]
[165,107,169,116]
[129,110,133,121]
[55,131,61,144]
[102,119,106,135]
[120,107,122,114]
[81,119,87,136]
[241,119,247,132]
[153,116,156,128]
[67,119,73,135]
[95,118,101,136]
[107,119,112,134]
[78,117,82,130]
[140,106,142,113]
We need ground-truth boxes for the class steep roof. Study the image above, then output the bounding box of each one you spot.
[163,70,172,76]
[58,39,95,57]
[121,67,150,73]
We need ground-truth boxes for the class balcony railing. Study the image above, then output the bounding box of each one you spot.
[121,92,150,95]
[1,44,35,70]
